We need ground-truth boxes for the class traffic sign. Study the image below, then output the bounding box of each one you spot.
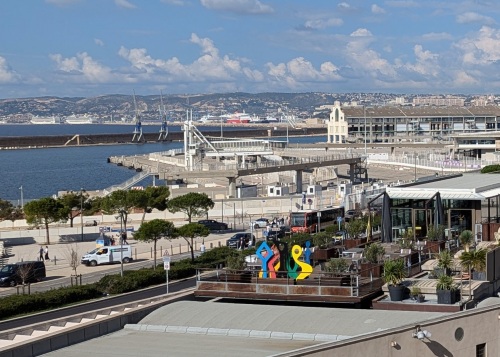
[163,256,171,263]
[163,249,170,257]
[164,261,170,270]
[317,212,321,217]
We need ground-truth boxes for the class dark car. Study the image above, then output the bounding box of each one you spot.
[226,233,256,248]
[0,261,46,287]
[265,226,286,239]
[197,219,228,231]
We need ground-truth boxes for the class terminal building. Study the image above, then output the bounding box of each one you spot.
[327,103,500,148]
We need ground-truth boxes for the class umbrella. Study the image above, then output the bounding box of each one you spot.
[434,191,444,239]
[381,192,392,243]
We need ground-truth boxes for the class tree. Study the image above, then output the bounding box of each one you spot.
[167,192,214,223]
[134,219,177,269]
[459,230,474,252]
[176,223,210,261]
[345,218,367,239]
[24,197,65,244]
[65,244,81,279]
[0,199,23,222]
[101,190,135,231]
[129,186,170,223]
[57,191,87,228]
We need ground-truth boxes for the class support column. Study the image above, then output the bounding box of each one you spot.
[295,170,303,194]
[228,177,236,198]
[349,163,355,183]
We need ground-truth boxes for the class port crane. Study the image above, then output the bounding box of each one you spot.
[131,91,144,142]
[158,91,169,141]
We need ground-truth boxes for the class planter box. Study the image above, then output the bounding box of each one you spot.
[344,238,368,249]
[359,262,383,278]
[437,289,458,304]
[311,247,338,262]
[426,240,446,254]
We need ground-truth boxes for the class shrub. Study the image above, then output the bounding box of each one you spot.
[364,243,385,263]
[481,164,500,174]
[325,258,349,276]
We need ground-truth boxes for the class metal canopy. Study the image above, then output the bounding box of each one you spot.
[386,189,484,200]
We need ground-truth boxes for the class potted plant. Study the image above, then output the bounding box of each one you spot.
[459,230,474,252]
[361,243,385,277]
[382,258,407,301]
[437,249,453,276]
[460,248,487,282]
[436,274,458,304]
[410,285,425,303]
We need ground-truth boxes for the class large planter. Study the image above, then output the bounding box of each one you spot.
[360,262,383,278]
[311,247,338,262]
[437,289,458,304]
[388,285,406,301]
[344,237,368,249]
[427,240,446,254]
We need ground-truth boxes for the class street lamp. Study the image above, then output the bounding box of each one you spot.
[19,186,24,209]
[414,153,417,181]
[118,208,126,277]
[80,188,84,242]
[364,106,367,155]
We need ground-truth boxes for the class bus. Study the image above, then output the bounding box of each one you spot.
[289,206,344,233]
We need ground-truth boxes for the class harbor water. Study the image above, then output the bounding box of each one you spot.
[0,124,326,201]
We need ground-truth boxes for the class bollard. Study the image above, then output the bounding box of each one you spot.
[218,241,221,247]
[53,256,57,265]
[135,248,137,261]
[170,245,173,256]
[210,242,213,249]
[160,246,162,256]
[179,244,181,254]
[79,274,82,286]
[151,247,153,258]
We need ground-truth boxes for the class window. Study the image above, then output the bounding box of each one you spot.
[476,343,486,357]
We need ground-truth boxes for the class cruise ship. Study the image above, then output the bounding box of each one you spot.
[30,115,62,124]
[65,114,99,124]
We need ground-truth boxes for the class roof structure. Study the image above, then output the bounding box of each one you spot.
[341,105,500,119]
[386,173,500,200]
[42,301,447,357]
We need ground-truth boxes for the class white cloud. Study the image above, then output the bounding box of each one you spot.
[455,26,500,65]
[161,0,185,5]
[94,38,104,46]
[49,53,113,82]
[304,18,343,30]
[337,2,351,10]
[200,0,274,14]
[421,32,453,41]
[350,28,373,37]
[114,0,136,9]
[0,56,18,83]
[371,4,386,14]
[456,12,495,25]
[401,45,439,77]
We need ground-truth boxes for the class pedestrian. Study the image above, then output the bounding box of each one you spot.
[44,245,49,261]
[200,241,206,253]
[121,231,128,245]
[39,246,44,261]
[239,237,244,250]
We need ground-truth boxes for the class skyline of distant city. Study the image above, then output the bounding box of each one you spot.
[1,1,500,97]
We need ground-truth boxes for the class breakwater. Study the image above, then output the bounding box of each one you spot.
[0,127,326,149]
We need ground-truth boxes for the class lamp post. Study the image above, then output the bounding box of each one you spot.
[80,188,84,242]
[414,153,417,181]
[364,106,367,155]
[19,186,24,209]
[119,209,125,277]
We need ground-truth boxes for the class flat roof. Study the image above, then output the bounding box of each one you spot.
[387,173,500,200]
[42,301,447,357]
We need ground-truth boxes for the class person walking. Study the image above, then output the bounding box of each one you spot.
[39,246,44,261]
[44,246,49,261]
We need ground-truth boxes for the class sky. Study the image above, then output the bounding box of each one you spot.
[1,0,500,98]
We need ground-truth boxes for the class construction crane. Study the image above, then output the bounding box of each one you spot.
[158,91,169,141]
[131,90,144,142]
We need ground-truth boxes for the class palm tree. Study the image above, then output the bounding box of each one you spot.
[459,248,487,296]
[459,230,474,252]
[437,249,453,276]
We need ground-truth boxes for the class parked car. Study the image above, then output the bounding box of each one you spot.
[250,218,269,229]
[265,226,286,239]
[226,233,256,248]
[0,261,46,287]
[197,219,228,231]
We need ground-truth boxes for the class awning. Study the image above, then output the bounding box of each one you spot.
[386,189,484,200]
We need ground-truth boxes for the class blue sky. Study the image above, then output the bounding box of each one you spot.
[1,0,500,98]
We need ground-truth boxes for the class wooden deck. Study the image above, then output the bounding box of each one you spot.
[194,270,384,304]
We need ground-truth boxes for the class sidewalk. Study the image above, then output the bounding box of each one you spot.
[4,232,237,280]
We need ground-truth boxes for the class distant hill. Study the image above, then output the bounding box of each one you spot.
[0,92,365,122]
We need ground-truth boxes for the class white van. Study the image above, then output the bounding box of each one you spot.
[81,246,132,266]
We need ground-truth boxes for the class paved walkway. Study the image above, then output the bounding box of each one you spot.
[2,231,242,281]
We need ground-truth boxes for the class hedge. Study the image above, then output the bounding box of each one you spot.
[0,246,238,320]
